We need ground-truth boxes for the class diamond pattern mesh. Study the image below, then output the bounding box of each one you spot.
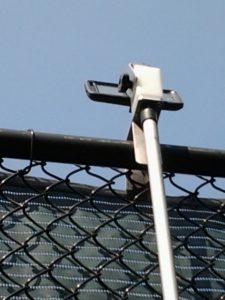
[0,160,225,299]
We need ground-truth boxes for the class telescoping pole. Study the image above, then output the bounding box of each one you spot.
[141,108,178,300]
[126,64,181,299]
[85,63,183,299]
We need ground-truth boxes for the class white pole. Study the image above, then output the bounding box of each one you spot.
[143,117,178,300]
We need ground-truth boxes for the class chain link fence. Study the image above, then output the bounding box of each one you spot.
[1,132,225,299]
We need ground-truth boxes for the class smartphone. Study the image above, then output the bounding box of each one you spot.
[85,80,183,110]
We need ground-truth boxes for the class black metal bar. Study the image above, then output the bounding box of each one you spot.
[0,128,225,177]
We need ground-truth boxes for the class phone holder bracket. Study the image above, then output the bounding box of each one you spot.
[85,63,183,194]
[122,64,183,193]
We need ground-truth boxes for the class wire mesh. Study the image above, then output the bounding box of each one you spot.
[0,158,225,299]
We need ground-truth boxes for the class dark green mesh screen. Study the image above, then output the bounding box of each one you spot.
[0,161,225,299]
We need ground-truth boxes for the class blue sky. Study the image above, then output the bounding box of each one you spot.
[0,1,225,150]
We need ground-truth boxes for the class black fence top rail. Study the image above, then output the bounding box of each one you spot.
[0,128,225,177]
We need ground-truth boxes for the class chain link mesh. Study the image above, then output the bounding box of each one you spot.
[0,158,225,299]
